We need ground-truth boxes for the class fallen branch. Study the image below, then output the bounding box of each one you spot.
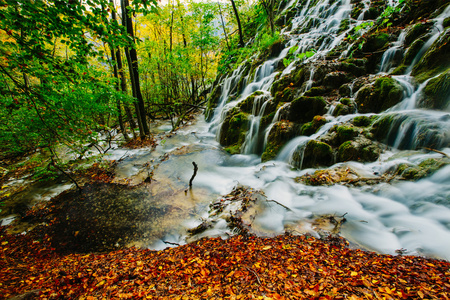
[189,162,198,189]
[424,147,449,158]
[162,240,181,246]
[246,267,261,286]
[266,199,291,211]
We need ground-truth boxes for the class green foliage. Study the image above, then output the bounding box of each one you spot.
[0,0,156,157]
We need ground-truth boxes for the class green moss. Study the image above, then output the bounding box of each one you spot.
[337,141,357,162]
[289,96,327,123]
[336,125,358,144]
[300,116,327,136]
[403,38,426,65]
[405,23,432,46]
[412,31,450,82]
[362,32,390,53]
[304,86,327,96]
[352,116,372,127]
[225,144,241,155]
[238,91,264,113]
[218,108,249,148]
[274,87,296,103]
[261,121,298,162]
[338,19,350,34]
[355,77,403,113]
[297,140,333,168]
[421,70,450,110]
[444,17,450,28]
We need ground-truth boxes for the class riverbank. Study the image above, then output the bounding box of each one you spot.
[1,228,449,299]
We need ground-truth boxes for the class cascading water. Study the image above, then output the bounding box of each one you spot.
[202,0,450,260]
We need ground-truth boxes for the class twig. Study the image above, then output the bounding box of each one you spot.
[423,147,449,158]
[266,199,292,211]
[162,240,180,246]
[246,267,261,286]
[189,162,198,189]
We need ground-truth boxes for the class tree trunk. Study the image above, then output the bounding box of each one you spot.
[109,0,129,141]
[230,0,244,47]
[121,0,151,138]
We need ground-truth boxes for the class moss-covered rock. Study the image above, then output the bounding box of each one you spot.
[289,96,327,123]
[337,137,380,162]
[261,121,299,162]
[333,98,357,116]
[218,108,249,150]
[362,32,390,53]
[335,125,359,144]
[238,91,264,113]
[355,76,404,113]
[352,115,372,127]
[398,158,449,180]
[205,84,223,121]
[420,70,450,110]
[300,116,328,136]
[412,29,450,82]
[405,22,433,47]
[274,87,297,103]
[304,86,328,97]
[292,140,333,169]
[323,71,352,89]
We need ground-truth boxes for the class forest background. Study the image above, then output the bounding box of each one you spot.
[0,0,277,176]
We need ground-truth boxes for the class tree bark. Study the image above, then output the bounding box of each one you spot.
[230,0,244,47]
[121,0,151,137]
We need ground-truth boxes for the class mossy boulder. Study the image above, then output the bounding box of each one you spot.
[405,22,433,47]
[419,70,450,110]
[274,87,297,103]
[337,137,380,163]
[362,32,390,53]
[398,158,449,180]
[218,108,249,150]
[205,84,223,121]
[292,140,333,169]
[261,121,299,162]
[300,116,328,136]
[412,29,450,82]
[333,98,357,116]
[323,72,352,89]
[352,115,372,127]
[335,125,359,144]
[304,86,328,97]
[355,77,404,113]
[238,91,264,113]
[288,96,327,123]
[338,59,367,77]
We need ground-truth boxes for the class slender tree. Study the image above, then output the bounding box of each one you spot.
[230,0,244,47]
[121,0,151,137]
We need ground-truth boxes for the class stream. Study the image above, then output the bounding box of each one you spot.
[1,0,450,260]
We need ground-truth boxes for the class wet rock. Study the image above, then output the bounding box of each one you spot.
[288,96,327,123]
[355,76,403,113]
[323,72,352,89]
[238,91,264,113]
[205,84,223,121]
[335,124,359,144]
[274,87,297,103]
[300,116,328,136]
[337,137,381,163]
[261,121,299,162]
[412,29,450,82]
[219,108,249,150]
[333,98,357,117]
[361,32,390,53]
[405,22,434,47]
[396,158,449,180]
[304,86,328,97]
[292,140,333,169]
[352,115,373,127]
[420,70,450,110]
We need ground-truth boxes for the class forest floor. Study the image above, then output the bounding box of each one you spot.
[1,227,450,300]
[1,136,450,299]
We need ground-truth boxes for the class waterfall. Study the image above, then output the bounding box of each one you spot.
[379,31,406,73]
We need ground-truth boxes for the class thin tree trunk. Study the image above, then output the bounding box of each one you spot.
[230,0,244,47]
[218,2,231,51]
[121,0,151,137]
[109,0,129,141]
